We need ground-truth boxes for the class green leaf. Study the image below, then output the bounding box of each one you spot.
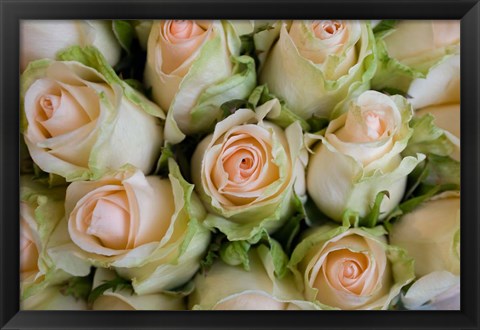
[248,85,311,131]
[220,99,253,118]
[302,195,331,227]
[112,20,135,54]
[87,271,133,306]
[155,143,175,177]
[60,273,93,301]
[380,87,411,99]
[32,164,67,188]
[123,79,145,93]
[361,191,390,228]
[341,209,360,228]
[240,23,275,66]
[373,20,397,38]
[422,154,460,187]
[306,116,329,133]
[404,114,456,157]
[270,191,305,254]
[219,240,251,271]
[200,233,226,274]
[268,239,289,278]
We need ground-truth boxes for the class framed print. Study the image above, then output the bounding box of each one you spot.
[1,0,479,329]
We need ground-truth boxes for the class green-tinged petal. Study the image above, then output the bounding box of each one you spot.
[289,225,414,310]
[307,91,424,222]
[21,284,88,310]
[404,113,457,158]
[372,21,459,93]
[22,47,164,182]
[20,176,73,300]
[114,159,210,294]
[189,56,256,130]
[49,160,209,295]
[91,268,185,310]
[57,46,165,119]
[190,245,316,310]
[259,21,376,120]
[407,55,460,109]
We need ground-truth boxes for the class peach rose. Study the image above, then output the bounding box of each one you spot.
[145,20,256,143]
[21,47,164,181]
[48,160,210,294]
[307,90,424,222]
[259,20,375,120]
[191,99,306,240]
[289,226,414,310]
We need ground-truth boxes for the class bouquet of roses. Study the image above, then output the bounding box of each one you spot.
[19,19,460,311]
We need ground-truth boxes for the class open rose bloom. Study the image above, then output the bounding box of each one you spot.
[18,19,461,311]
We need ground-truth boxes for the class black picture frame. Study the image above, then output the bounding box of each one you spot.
[1,0,479,329]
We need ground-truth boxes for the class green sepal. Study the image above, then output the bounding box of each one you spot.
[112,20,135,54]
[60,272,94,301]
[88,270,133,306]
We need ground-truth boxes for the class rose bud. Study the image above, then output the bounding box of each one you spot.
[21,46,164,181]
[20,20,121,72]
[191,99,307,241]
[144,20,256,144]
[307,90,424,222]
[47,159,211,295]
[259,20,375,121]
[288,225,414,310]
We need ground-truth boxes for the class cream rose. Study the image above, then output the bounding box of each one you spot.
[306,90,424,222]
[390,193,460,277]
[91,268,185,310]
[383,21,460,68]
[20,20,121,72]
[190,245,317,310]
[408,55,460,109]
[288,225,414,310]
[21,47,164,182]
[259,20,376,120]
[372,20,460,92]
[20,176,71,301]
[21,285,88,310]
[47,160,211,294]
[191,99,306,240]
[390,193,460,310]
[145,20,256,143]
[20,205,40,281]
[416,104,460,161]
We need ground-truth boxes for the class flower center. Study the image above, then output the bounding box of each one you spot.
[364,111,386,140]
[168,20,204,40]
[39,94,60,119]
[312,20,344,39]
[85,191,131,250]
[342,260,361,279]
[223,147,258,183]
